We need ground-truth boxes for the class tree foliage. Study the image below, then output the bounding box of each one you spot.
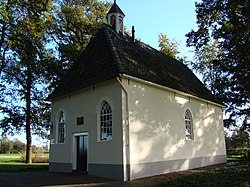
[0,0,54,163]
[42,0,111,89]
[158,33,180,59]
[0,136,25,154]
[51,0,110,70]
[186,0,250,130]
[225,129,250,149]
[190,40,224,94]
[0,0,111,163]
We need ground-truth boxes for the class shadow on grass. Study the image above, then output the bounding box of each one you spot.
[0,163,49,172]
[161,161,250,187]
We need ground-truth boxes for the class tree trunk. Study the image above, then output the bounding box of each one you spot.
[25,63,32,164]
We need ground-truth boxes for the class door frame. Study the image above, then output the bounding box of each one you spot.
[72,132,89,171]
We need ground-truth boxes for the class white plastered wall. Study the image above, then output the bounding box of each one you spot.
[122,77,226,180]
[49,80,123,169]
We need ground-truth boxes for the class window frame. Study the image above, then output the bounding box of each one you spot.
[58,111,66,144]
[118,15,123,33]
[184,109,194,140]
[110,15,116,29]
[99,101,113,141]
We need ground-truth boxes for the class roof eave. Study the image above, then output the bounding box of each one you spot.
[120,74,225,108]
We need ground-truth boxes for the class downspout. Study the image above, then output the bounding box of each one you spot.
[116,76,130,181]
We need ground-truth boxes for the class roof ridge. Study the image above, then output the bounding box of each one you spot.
[48,24,220,104]
[102,25,123,74]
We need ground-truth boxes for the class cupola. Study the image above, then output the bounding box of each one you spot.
[107,0,125,34]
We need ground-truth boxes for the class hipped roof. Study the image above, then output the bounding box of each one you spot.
[48,24,220,105]
[108,2,125,16]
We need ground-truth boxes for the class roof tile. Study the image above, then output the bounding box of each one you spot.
[49,25,220,104]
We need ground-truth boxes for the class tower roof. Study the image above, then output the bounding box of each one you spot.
[108,2,125,16]
[48,25,220,105]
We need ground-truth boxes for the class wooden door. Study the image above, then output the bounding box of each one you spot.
[76,135,88,172]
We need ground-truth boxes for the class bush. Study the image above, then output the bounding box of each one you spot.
[20,153,49,163]
[227,148,250,158]
[32,155,49,163]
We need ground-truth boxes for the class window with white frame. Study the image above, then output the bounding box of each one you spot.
[100,101,112,141]
[58,112,66,143]
[185,109,194,140]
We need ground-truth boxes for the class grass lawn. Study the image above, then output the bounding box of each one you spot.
[1,154,249,187]
[227,157,249,162]
[161,161,250,187]
[0,154,49,172]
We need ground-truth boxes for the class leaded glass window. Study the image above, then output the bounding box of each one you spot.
[58,112,66,143]
[185,109,194,140]
[100,101,112,141]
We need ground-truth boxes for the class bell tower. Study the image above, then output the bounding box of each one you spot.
[107,0,125,34]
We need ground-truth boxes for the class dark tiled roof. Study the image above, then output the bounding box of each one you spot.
[108,3,125,16]
[49,25,220,104]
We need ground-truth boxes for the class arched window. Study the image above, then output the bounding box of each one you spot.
[100,101,112,141]
[185,109,194,140]
[58,112,66,143]
[118,16,123,33]
[110,15,116,29]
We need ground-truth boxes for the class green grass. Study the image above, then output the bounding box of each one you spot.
[0,154,22,163]
[161,162,250,187]
[227,157,249,162]
[0,154,49,172]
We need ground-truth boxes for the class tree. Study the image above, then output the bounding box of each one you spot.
[0,136,25,154]
[231,129,250,148]
[0,135,13,154]
[158,33,179,59]
[189,40,224,95]
[226,129,250,149]
[51,0,111,74]
[186,0,250,131]
[0,0,54,163]
[12,138,25,154]
[0,0,111,163]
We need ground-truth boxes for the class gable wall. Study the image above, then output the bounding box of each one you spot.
[122,77,226,180]
[49,80,124,178]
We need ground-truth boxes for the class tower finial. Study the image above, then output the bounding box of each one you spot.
[107,0,125,34]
